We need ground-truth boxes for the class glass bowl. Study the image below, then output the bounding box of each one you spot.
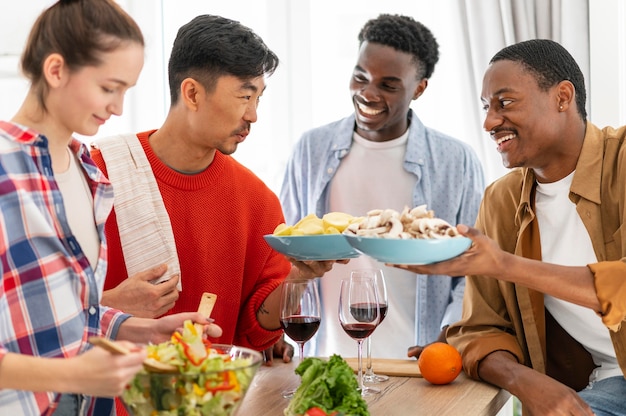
[121,344,263,416]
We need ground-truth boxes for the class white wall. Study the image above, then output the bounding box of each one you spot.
[0,0,50,120]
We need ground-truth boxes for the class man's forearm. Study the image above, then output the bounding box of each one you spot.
[499,254,600,311]
[477,350,530,395]
[256,266,304,330]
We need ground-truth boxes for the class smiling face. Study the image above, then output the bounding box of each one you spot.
[481,60,578,180]
[349,42,426,142]
[48,41,144,137]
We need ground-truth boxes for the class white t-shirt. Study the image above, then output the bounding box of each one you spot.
[308,130,419,359]
[55,149,100,269]
[536,172,620,382]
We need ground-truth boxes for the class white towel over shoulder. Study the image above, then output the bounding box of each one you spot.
[93,133,181,290]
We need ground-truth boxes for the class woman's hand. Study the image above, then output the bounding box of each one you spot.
[65,341,146,397]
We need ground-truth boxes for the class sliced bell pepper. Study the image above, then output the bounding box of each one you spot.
[204,371,238,394]
[180,340,207,366]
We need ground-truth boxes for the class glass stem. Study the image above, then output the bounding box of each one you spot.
[357,339,364,391]
[366,336,373,376]
[282,341,306,399]
[297,342,305,363]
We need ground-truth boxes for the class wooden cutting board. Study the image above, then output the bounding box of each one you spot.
[344,357,421,377]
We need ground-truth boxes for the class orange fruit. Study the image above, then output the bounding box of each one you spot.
[417,342,462,385]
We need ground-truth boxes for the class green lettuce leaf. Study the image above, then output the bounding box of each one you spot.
[284,355,369,416]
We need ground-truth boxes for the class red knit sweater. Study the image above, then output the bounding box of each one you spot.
[92,130,291,349]
[93,132,288,416]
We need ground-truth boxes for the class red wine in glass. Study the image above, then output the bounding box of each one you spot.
[361,269,389,385]
[338,272,381,397]
[280,315,321,343]
[379,304,388,322]
[279,279,321,398]
[350,302,387,323]
[341,322,377,339]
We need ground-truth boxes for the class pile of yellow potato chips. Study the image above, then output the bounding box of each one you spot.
[273,212,361,236]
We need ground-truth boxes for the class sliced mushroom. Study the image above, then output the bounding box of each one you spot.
[342,205,459,240]
[386,216,404,238]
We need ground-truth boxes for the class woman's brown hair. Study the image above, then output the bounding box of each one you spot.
[20,0,144,111]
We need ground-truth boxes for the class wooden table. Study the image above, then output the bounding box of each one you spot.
[235,360,510,415]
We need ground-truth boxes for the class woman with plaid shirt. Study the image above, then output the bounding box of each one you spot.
[0,1,220,415]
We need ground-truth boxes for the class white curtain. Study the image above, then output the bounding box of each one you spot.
[456,0,590,182]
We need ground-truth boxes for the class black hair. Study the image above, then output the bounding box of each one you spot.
[167,14,280,104]
[358,14,439,80]
[490,39,587,121]
[20,0,144,112]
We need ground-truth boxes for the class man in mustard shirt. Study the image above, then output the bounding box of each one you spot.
[396,39,626,415]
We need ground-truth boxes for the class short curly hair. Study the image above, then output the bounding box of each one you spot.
[358,14,439,80]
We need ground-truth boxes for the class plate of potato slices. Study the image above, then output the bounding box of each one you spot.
[264,212,362,260]
[343,205,471,264]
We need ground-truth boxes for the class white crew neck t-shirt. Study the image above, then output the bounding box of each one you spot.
[309,129,420,359]
[536,171,620,382]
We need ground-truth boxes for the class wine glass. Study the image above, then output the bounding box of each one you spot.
[279,279,321,398]
[363,268,389,386]
[338,270,381,397]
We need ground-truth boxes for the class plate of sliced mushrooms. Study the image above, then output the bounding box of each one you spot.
[343,205,471,265]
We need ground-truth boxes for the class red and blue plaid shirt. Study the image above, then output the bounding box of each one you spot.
[0,121,129,416]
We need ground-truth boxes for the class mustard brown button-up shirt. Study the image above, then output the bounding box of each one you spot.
[448,122,626,389]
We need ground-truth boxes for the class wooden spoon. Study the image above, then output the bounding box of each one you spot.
[88,336,178,373]
[194,292,217,334]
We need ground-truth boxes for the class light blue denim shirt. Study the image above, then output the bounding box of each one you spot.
[280,110,485,345]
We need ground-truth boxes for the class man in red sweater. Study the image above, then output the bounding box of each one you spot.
[91,14,336,376]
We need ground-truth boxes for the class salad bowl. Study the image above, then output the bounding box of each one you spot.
[122,343,263,416]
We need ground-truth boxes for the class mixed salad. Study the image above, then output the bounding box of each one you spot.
[284,355,369,416]
[122,320,258,416]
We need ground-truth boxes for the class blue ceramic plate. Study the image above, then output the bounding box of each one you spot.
[343,234,472,265]
[263,234,361,261]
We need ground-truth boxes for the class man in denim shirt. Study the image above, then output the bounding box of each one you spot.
[280,14,485,359]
